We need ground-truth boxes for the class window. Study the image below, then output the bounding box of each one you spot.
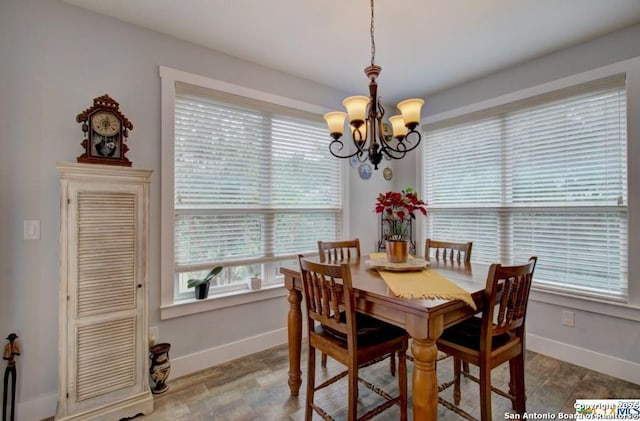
[422,75,627,301]
[161,68,343,309]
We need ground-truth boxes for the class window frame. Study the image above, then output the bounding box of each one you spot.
[160,66,349,319]
[416,58,640,316]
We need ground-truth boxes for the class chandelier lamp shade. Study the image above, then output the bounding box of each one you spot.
[324,0,424,170]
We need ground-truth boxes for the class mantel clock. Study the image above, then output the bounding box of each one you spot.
[76,94,133,166]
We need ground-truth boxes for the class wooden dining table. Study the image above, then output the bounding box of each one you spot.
[281,257,489,420]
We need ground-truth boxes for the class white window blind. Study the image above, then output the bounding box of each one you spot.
[174,83,342,298]
[423,75,627,301]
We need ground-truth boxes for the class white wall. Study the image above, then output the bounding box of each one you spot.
[348,161,393,253]
[418,24,640,381]
[2,1,639,419]
[0,1,351,419]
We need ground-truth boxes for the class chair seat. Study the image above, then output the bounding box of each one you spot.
[319,311,407,347]
[439,316,511,351]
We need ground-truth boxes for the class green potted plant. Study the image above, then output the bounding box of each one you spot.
[187,266,223,299]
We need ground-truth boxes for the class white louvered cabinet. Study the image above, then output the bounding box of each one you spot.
[56,162,153,421]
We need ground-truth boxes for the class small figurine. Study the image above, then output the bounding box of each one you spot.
[3,333,20,421]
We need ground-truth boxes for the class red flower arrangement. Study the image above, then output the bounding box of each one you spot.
[375,187,428,241]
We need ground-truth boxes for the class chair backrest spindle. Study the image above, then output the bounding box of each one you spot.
[318,238,361,263]
[485,257,537,337]
[425,239,473,264]
[299,256,354,340]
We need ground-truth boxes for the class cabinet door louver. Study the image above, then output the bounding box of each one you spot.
[76,318,136,401]
[77,192,136,316]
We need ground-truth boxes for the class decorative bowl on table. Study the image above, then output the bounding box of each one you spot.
[366,256,429,272]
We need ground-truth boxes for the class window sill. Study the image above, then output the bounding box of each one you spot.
[530,288,640,322]
[160,284,288,320]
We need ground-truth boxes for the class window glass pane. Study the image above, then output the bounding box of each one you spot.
[172,85,342,301]
[271,117,342,208]
[275,212,342,255]
[422,76,627,300]
[511,210,627,298]
[175,214,265,266]
[425,118,502,206]
[506,89,627,206]
[175,96,269,207]
[426,210,499,263]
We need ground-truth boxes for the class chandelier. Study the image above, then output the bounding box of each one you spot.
[324,0,424,170]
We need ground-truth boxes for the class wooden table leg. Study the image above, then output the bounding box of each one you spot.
[411,337,439,419]
[407,315,443,420]
[286,285,302,396]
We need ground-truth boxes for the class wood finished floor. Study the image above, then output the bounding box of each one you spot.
[132,343,640,421]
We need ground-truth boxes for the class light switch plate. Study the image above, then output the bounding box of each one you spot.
[24,220,40,240]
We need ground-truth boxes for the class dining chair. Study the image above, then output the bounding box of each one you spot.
[318,238,361,262]
[436,256,538,421]
[317,238,366,369]
[425,238,473,264]
[422,239,473,369]
[298,256,409,421]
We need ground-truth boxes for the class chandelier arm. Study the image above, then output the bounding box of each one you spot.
[380,129,422,156]
[328,138,367,159]
[378,135,407,160]
[382,148,407,160]
[375,101,385,123]
[398,129,422,153]
[378,134,403,149]
[356,152,368,163]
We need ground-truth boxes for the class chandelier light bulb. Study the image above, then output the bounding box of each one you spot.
[324,111,347,138]
[342,96,370,126]
[396,99,424,127]
[388,115,408,138]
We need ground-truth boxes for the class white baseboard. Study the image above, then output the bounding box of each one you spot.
[20,328,288,420]
[170,327,288,379]
[527,333,640,385]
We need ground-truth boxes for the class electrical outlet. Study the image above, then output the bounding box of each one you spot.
[149,326,159,346]
[561,310,575,327]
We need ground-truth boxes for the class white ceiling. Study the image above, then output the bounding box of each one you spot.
[64,0,640,104]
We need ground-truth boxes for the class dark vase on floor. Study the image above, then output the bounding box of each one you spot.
[149,343,171,394]
[194,283,210,299]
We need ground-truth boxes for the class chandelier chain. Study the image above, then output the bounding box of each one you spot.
[370,0,376,66]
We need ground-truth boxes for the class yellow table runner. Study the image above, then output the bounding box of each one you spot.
[369,253,476,310]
